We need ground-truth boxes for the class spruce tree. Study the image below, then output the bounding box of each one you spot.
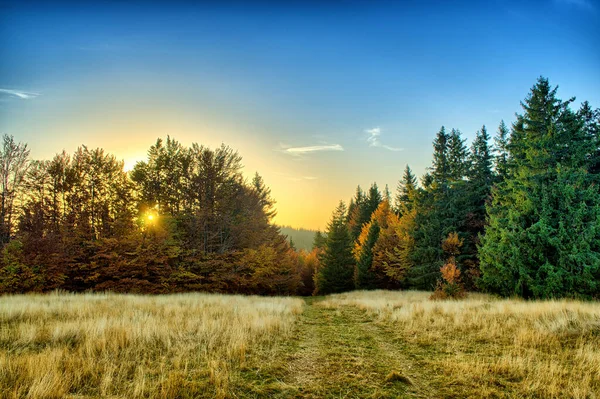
[494,120,510,182]
[480,77,600,298]
[312,230,326,251]
[362,183,382,223]
[395,165,418,214]
[431,126,450,184]
[314,201,355,295]
[469,126,494,188]
[348,186,365,241]
[354,220,380,289]
[447,129,469,181]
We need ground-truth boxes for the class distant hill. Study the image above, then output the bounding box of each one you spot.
[278,225,319,251]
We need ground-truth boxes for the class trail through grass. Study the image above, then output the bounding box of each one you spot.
[239,297,436,398]
[3,291,599,398]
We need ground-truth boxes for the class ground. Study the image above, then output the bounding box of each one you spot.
[238,297,435,398]
[2,291,599,398]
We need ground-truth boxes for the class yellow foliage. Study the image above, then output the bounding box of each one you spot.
[442,232,463,256]
[353,200,417,283]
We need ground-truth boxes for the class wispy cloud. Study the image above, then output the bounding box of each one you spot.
[274,172,319,182]
[365,127,402,151]
[555,0,595,10]
[283,144,344,155]
[0,89,41,100]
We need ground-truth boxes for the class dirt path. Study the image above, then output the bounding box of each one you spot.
[278,297,438,398]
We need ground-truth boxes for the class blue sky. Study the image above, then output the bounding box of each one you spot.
[1,0,599,229]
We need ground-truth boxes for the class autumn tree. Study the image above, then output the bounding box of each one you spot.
[0,135,30,244]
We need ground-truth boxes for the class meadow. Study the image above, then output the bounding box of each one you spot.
[1,291,599,398]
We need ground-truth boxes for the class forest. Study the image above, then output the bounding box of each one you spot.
[1,77,599,299]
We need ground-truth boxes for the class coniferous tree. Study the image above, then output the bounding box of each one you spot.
[362,183,382,224]
[462,125,495,289]
[312,230,326,251]
[494,120,510,182]
[431,127,450,184]
[347,186,365,241]
[480,77,600,298]
[447,129,469,181]
[395,165,418,215]
[314,201,355,295]
[409,127,471,289]
[354,220,379,289]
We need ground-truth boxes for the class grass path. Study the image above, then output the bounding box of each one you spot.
[239,297,438,398]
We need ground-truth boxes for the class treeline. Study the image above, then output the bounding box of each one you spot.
[314,77,600,299]
[279,226,318,251]
[0,137,319,295]
[2,77,599,299]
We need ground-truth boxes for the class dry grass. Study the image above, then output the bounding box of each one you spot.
[0,292,303,399]
[320,290,600,398]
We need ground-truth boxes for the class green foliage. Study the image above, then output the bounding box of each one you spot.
[394,165,417,215]
[314,201,355,295]
[494,120,510,181]
[348,183,382,242]
[0,240,42,293]
[312,230,327,251]
[354,220,380,289]
[480,77,600,298]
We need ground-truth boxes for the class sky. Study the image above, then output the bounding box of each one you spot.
[1,0,599,230]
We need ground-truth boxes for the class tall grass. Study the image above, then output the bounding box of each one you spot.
[0,292,303,399]
[320,290,600,398]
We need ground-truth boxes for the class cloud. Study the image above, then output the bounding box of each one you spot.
[365,127,403,151]
[0,89,40,100]
[555,0,595,9]
[274,172,319,182]
[283,144,344,155]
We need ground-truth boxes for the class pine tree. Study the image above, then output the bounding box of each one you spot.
[462,125,495,289]
[354,220,379,289]
[447,129,469,181]
[314,201,355,295]
[469,126,494,187]
[348,183,382,242]
[312,230,326,251]
[409,127,471,289]
[348,186,365,241]
[431,126,450,184]
[494,120,510,182]
[480,77,600,298]
[363,183,382,224]
[395,165,418,214]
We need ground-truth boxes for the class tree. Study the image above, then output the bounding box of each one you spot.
[431,232,466,300]
[313,230,327,251]
[460,125,495,289]
[314,201,355,295]
[395,165,418,215]
[469,126,493,188]
[354,219,379,289]
[0,135,30,244]
[431,127,450,184]
[494,120,510,182]
[479,77,600,298]
[348,183,381,242]
[447,129,469,181]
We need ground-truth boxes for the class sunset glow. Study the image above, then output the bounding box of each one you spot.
[1,1,598,230]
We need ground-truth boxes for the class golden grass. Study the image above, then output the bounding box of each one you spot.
[0,292,303,399]
[320,290,600,398]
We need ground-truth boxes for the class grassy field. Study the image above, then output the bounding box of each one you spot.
[1,291,599,398]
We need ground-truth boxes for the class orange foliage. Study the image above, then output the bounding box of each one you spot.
[431,232,466,300]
